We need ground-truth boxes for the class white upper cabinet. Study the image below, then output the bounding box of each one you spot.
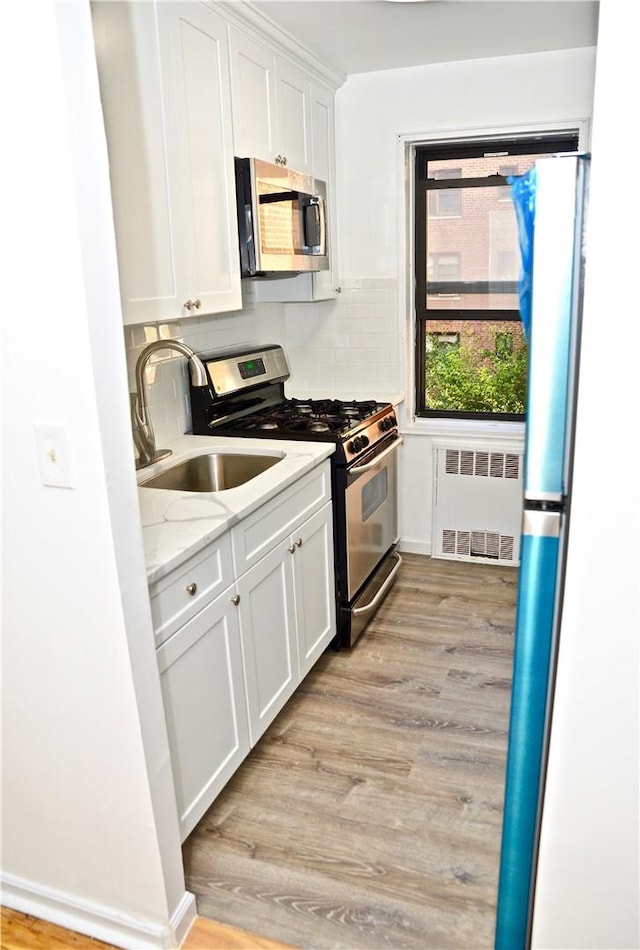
[274,58,311,173]
[228,29,278,163]
[229,27,311,173]
[92,2,241,326]
[310,81,334,185]
[253,79,340,303]
[308,80,340,300]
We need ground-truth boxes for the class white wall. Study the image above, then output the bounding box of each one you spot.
[531,2,640,945]
[332,46,596,553]
[0,2,193,946]
[335,46,596,279]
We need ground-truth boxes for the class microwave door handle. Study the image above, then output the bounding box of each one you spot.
[242,204,256,274]
[258,190,299,204]
[318,198,326,254]
[303,199,321,251]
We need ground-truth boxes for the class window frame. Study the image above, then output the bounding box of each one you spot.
[414,131,580,422]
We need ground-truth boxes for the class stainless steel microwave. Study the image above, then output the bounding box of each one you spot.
[235,157,329,278]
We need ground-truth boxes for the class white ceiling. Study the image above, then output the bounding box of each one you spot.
[249,0,599,76]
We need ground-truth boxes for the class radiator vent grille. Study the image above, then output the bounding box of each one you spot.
[445,449,520,479]
[442,529,516,561]
[435,444,523,566]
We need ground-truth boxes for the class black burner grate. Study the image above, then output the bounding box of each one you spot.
[226,398,380,436]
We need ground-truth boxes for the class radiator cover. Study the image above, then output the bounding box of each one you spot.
[432,445,523,566]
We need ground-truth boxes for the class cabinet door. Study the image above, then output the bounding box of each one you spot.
[228,28,277,162]
[236,540,299,746]
[158,2,241,316]
[275,58,310,173]
[309,81,340,300]
[91,1,186,325]
[293,502,337,679]
[157,585,250,842]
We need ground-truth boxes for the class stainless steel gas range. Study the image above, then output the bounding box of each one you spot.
[189,344,403,647]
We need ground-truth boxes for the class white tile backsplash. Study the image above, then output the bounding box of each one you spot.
[282,277,400,396]
[123,276,401,456]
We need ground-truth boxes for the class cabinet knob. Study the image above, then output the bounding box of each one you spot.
[288,544,296,554]
[183,298,201,311]
[295,538,303,548]
[275,154,287,166]
[185,583,197,596]
[230,594,240,606]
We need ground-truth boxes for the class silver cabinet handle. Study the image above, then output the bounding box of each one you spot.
[275,154,287,166]
[295,538,303,548]
[230,594,240,606]
[288,544,296,554]
[183,298,202,311]
[185,583,197,596]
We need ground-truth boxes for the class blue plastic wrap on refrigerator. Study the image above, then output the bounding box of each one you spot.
[509,168,537,342]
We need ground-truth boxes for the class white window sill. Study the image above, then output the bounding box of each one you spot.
[400,414,525,446]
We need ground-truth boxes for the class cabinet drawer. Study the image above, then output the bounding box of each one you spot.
[232,461,331,574]
[149,532,234,647]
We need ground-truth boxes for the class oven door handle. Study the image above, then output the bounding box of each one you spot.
[352,552,403,617]
[349,436,404,475]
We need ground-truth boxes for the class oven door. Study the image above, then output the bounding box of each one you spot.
[344,434,403,601]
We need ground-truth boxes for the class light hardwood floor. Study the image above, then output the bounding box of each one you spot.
[0,908,294,950]
[2,555,516,950]
[183,554,517,949]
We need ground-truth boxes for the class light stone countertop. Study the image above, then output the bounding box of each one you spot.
[136,434,335,585]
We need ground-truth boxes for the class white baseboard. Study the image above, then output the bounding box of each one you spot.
[1,872,197,949]
[398,538,432,556]
[172,891,198,948]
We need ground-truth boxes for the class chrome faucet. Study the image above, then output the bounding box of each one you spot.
[131,340,208,470]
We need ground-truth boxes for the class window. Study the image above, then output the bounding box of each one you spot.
[429,331,460,349]
[414,131,579,420]
[428,167,461,217]
[498,164,519,200]
[495,331,514,358]
[428,252,461,282]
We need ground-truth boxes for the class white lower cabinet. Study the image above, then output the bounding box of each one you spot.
[156,583,250,841]
[292,502,336,679]
[236,500,336,745]
[236,538,298,746]
[151,461,336,841]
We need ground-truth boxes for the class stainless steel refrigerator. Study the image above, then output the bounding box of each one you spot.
[495,153,590,949]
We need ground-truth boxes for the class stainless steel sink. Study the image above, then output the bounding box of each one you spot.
[140,452,283,492]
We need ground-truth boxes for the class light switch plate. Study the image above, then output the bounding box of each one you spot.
[34,422,77,489]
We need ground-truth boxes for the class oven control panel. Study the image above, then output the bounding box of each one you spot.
[201,344,290,397]
[344,410,398,463]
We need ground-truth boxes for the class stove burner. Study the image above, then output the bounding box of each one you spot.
[203,393,391,444]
